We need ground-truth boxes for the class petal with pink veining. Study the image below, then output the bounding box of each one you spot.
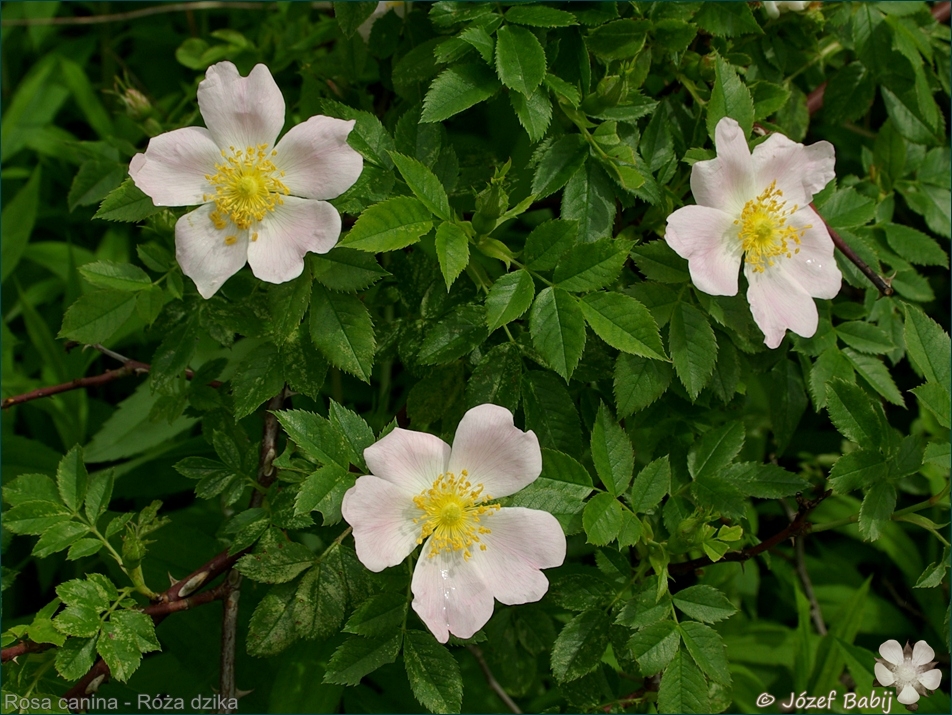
[129,127,220,207]
[411,549,493,643]
[752,132,835,208]
[364,428,451,497]
[174,204,249,299]
[746,262,819,348]
[274,116,363,201]
[665,205,742,296]
[198,62,285,151]
[341,475,421,572]
[691,117,756,215]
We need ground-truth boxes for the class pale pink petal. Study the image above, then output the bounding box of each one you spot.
[198,62,285,151]
[779,209,841,300]
[175,204,249,299]
[875,663,896,686]
[691,117,756,215]
[129,127,220,206]
[469,508,565,605]
[411,548,494,643]
[447,405,542,499]
[246,197,341,284]
[274,116,363,200]
[746,262,818,349]
[911,640,936,667]
[752,133,835,207]
[918,668,942,691]
[898,685,920,705]
[364,428,451,496]
[341,475,420,572]
[664,205,742,296]
[879,640,905,667]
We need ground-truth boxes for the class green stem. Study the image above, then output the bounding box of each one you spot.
[811,485,950,534]
[509,258,554,287]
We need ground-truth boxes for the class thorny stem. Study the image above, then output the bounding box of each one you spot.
[468,646,523,715]
[782,499,827,635]
[218,571,243,714]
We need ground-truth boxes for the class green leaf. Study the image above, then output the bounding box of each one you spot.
[688,422,745,481]
[672,586,737,624]
[630,241,690,283]
[825,378,888,445]
[582,492,623,546]
[858,480,897,542]
[78,261,151,292]
[421,63,500,123]
[56,636,99,681]
[293,561,347,641]
[629,456,670,515]
[551,610,611,682]
[465,342,523,413]
[235,529,314,584]
[3,500,72,535]
[818,188,876,229]
[529,287,586,381]
[3,472,60,507]
[808,347,855,409]
[93,178,161,222]
[59,289,138,344]
[1,166,41,282]
[319,98,396,169]
[561,161,616,242]
[485,269,534,331]
[524,219,578,271]
[510,86,553,142]
[722,462,809,499]
[295,465,354,525]
[340,196,433,253]
[56,446,87,514]
[403,630,463,714]
[911,382,951,429]
[333,1,378,37]
[344,593,408,637]
[669,302,718,400]
[530,135,587,198]
[521,372,583,454]
[231,342,285,419]
[277,409,352,469]
[553,237,630,292]
[903,303,951,395]
[324,634,402,686]
[32,522,90,559]
[310,248,389,292]
[842,349,904,406]
[768,358,808,451]
[248,582,299,657]
[588,19,648,60]
[434,222,469,290]
[823,62,875,124]
[835,322,894,354]
[707,56,753,140]
[268,268,313,342]
[678,621,730,685]
[590,403,633,496]
[883,223,948,267]
[418,303,489,365]
[579,292,665,361]
[309,284,375,382]
[614,353,672,417]
[508,448,592,534]
[828,448,888,493]
[389,152,451,221]
[629,620,680,676]
[915,548,950,588]
[458,26,494,64]
[54,604,101,638]
[328,400,375,471]
[694,2,761,36]
[657,650,711,714]
[505,5,577,27]
[495,25,547,96]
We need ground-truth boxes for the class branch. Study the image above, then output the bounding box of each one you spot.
[934,1,951,23]
[467,646,522,715]
[0,2,269,27]
[1,640,53,663]
[670,490,832,576]
[218,571,242,714]
[781,500,827,635]
[811,204,895,296]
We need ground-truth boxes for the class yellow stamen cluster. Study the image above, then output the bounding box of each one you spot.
[413,470,499,560]
[735,181,809,273]
[204,144,289,242]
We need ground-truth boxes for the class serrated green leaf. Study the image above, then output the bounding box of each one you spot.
[524,219,578,271]
[309,248,389,292]
[293,560,346,641]
[629,456,671,515]
[295,464,354,525]
[707,56,753,140]
[630,241,690,283]
[858,480,897,541]
[629,620,680,676]
[529,287,586,381]
[54,604,101,638]
[506,5,577,27]
[561,160,616,242]
[59,289,138,344]
[248,582,299,657]
[486,269,534,331]
[721,462,809,499]
[903,303,951,395]
[94,178,161,222]
[836,321,894,354]
[340,196,432,253]
[309,284,375,382]
[404,630,463,713]
[590,403,633,496]
[56,446,87,514]
[825,378,888,444]
[884,223,948,267]
[553,237,630,292]
[418,303,489,365]
[324,634,402,686]
[551,610,611,682]
[678,621,730,685]
[582,492,623,546]
[672,586,737,624]
[842,348,904,406]
[495,25,546,95]
[808,347,855,409]
[3,472,60,508]
[319,98,396,169]
[588,19,648,61]
[669,302,717,400]
[277,409,352,469]
[434,222,469,290]
[579,292,665,360]
[657,650,710,714]
[828,448,888,493]
[235,529,314,584]
[56,636,99,681]
[344,593,408,637]
[521,371,583,454]
[3,500,72,535]
[510,86,552,142]
[687,422,745,481]
[911,382,951,428]
[531,135,587,198]
[421,63,500,123]
[508,448,592,534]
[231,342,285,419]
[1,166,41,282]
[32,522,90,559]
[389,152,451,221]
[78,261,151,292]
[614,353,672,417]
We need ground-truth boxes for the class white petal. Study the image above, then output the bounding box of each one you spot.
[897,685,920,705]
[175,204,249,299]
[917,668,942,691]
[779,209,841,300]
[664,205,742,296]
[879,640,905,666]
[875,663,896,686]
[198,62,285,151]
[746,262,818,349]
[364,427,451,496]
[764,2,781,18]
[341,475,420,572]
[274,116,363,200]
[691,117,756,215]
[411,548,494,643]
[246,197,341,284]
[911,640,936,667]
[129,127,220,206]
[447,405,542,499]
[752,133,835,208]
[469,507,566,605]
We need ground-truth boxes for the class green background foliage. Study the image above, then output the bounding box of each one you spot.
[1,2,949,713]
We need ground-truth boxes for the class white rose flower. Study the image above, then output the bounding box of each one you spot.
[664,116,841,348]
[764,1,811,19]
[875,639,943,706]
[341,404,566,643]
[130,61,363,298]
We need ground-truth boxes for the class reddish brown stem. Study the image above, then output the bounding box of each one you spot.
[807,81,826,116]
[1,639,53,663]
[2,364,145,409]
[933,2,950,23]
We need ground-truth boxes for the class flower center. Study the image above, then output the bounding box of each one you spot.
[413,471,500,560]
[735,180,808,273]
[204,145,290,239]
[895,662,917,687]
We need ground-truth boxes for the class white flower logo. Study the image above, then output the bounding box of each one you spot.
[664,116,842,348]
[130,61,363,298]
[875,640,943,708]
[341,404,566,643]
